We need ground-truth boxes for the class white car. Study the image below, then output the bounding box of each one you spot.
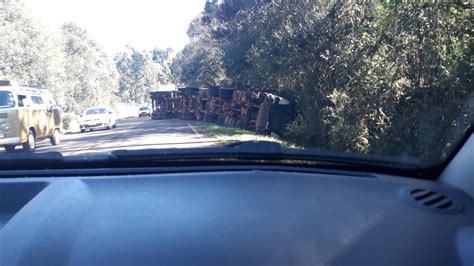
[138,106,151,117]
[80,107,117,133]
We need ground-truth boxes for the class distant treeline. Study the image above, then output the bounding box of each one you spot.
[1,0,174,127]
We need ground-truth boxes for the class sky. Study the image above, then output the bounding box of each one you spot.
[24,0,207,54]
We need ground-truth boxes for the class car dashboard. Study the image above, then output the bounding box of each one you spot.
[0,167,472,266]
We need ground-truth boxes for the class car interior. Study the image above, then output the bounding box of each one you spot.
[0,131,472,266]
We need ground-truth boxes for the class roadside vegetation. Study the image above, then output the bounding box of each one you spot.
[172,1,473,162]
[198,122,289,146]
[1,0,173,129]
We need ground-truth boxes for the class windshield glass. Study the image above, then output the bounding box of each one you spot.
[0,1,472,171]
[85,108,107,115]
[0,91,15,108]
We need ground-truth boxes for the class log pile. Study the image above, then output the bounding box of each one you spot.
[150,87,293,135]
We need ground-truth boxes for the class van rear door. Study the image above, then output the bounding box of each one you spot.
[43,93,61,134]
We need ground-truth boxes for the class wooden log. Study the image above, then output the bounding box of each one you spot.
[195,111,204,121]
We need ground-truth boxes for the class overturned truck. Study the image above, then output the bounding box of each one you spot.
[150,87,294,135]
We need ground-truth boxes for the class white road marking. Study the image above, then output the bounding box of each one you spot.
[187,122,202,137]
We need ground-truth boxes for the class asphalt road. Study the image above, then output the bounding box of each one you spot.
[33,117,220,156]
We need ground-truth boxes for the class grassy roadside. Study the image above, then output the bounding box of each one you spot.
[197,122,290,146]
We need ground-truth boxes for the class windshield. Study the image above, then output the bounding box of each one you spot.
[0,91,15,108]
[85,108,107,115]
[0,1,472,172]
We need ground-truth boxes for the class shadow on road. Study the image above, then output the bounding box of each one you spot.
[53,140,221,154]
[29,118,221,155]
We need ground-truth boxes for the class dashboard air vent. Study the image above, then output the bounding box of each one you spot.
[406,188,462,214]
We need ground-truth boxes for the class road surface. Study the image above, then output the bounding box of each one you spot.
[33,117,220,156]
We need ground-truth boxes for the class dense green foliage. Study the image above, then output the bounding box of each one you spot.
[115,47,173,103]
[60,23,119,115]
[0,0,118,119]
[173,1,473,163]
[1,0,174,128]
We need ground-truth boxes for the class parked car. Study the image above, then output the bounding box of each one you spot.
[0,80,61,152]
[138,106,151,117]
[79,107,116,133]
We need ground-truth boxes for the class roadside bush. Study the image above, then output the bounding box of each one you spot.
[61,113,79,131]
[175,1,472,163]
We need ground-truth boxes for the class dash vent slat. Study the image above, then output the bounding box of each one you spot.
[406,188,462,214]
[422,194,445,206]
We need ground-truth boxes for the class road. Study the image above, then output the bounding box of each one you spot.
[34,117,220,156]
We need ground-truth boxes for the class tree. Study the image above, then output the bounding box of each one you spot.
[151,47,174,85]
[171,15,227,87]
[173,0,473,163]
[1,1,120,128]
[0,0,61,89]
[115,47,173,104]
[60,22,118,115]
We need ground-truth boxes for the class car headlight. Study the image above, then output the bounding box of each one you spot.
[0,121,11,132]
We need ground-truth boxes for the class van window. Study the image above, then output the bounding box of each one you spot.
[18,95,27,107]
[0,91,15,108]
[31,96,44,105]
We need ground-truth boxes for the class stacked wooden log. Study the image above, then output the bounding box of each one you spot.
[150,87,292,134]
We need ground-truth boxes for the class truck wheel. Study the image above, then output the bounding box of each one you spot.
[50,129,61,146]
[80,129,86,133]
[4,145,15,152]
[23,129,36,151]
